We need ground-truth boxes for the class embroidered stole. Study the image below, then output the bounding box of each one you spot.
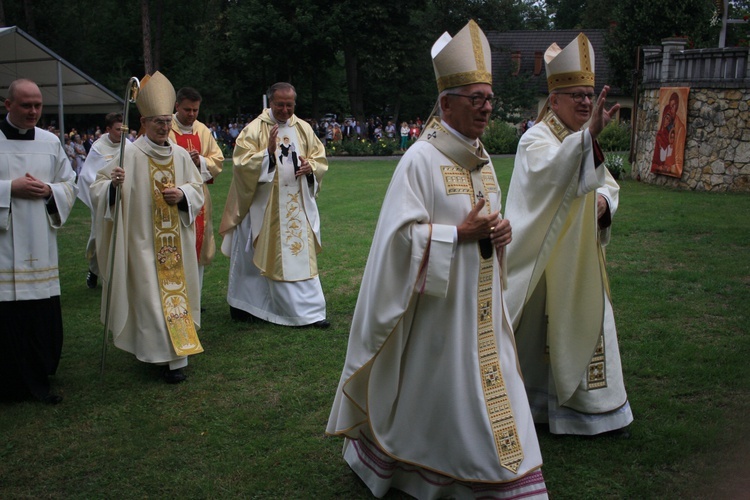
[172,131,206,261]
[149,158,203,355]
[422,117,524,473]
[253,124,316,281]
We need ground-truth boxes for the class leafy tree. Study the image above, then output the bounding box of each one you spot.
[492,71,538,123]
[606,0,719,92]
[544,0,586,29]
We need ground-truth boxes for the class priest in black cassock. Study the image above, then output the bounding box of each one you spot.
[0,79,77,404]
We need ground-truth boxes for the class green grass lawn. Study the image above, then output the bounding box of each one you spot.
[1,156,748,498]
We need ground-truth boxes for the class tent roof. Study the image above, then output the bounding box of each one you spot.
[0,26,123,114]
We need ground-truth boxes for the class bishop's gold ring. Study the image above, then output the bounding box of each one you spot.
[490,226,495,232]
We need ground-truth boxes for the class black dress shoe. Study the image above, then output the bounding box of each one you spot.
[86,271,98,289]
[230,306,257,323]
[164,368,187,384]
[40,393,63,405]
[311,319,331,329]
[597,426,631,439]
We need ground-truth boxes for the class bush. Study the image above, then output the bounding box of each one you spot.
[325,138,400,157]
[372,138,398,156]
[339,139,373,156]
[598,121,631,152]
[482,120,520,154]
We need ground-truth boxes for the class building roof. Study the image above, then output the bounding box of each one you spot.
[486,29,623,95]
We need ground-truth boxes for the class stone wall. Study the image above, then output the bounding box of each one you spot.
[633,87,750,191]
[634,38,750,192]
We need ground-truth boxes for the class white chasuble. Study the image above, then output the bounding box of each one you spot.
[327,118,543,485]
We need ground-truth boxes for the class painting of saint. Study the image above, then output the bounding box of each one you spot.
[650,87,689,178]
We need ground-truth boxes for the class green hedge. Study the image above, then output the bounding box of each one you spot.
[482,120,520,155]
[598,120,631,152]
[327,138,401,157]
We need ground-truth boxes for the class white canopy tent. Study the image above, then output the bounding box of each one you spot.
[0,26,124,142]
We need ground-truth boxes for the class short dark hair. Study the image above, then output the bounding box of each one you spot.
[176,87,202,103]
[266,82,296,103]
[104,112,123,129]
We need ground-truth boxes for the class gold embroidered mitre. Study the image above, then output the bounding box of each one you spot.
[545,33,595,92]
[136,71,176,118]
[432,20,492,92]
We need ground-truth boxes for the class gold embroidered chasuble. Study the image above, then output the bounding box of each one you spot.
[219,109,327,241]
[90,136,204,363]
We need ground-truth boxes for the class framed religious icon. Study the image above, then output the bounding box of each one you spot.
[650,87,689,178]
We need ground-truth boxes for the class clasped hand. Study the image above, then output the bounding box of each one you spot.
[11,173,51,199]
[457,198,512,250]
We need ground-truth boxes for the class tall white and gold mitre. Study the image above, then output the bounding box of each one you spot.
[136,71,176,117]
[544,33,595,92]
[431,20,492,92]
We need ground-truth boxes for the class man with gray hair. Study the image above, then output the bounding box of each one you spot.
[91,72,204,384]
[505,34,632,437]
[220,82,329,329]
[0,78,77,404]
[327,21,547,499]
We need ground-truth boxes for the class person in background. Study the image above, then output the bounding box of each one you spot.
[399,120,409,150]
[169,87,224,305]
[77,112,129,289]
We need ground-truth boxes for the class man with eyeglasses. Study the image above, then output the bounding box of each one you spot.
[219,82,329,329]
[91,72,205,384]
[505,34,633,437]
[327,21,548,499]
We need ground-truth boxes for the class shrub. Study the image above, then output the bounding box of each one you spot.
[482,120,520,154]
[339,139,373,156]
[372,138,398,156]
[598,121,631,152]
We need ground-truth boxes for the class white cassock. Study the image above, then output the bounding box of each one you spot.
[77,134,129,276]
[327,118,547,499]
[505,110,633,435]
[91,136,203,368]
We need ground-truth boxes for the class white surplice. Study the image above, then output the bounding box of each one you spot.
[77,134,129,276]
[0,125,77,301]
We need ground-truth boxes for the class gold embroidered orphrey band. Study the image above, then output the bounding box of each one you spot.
[441,164,524,473]
[149,158,203,356]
